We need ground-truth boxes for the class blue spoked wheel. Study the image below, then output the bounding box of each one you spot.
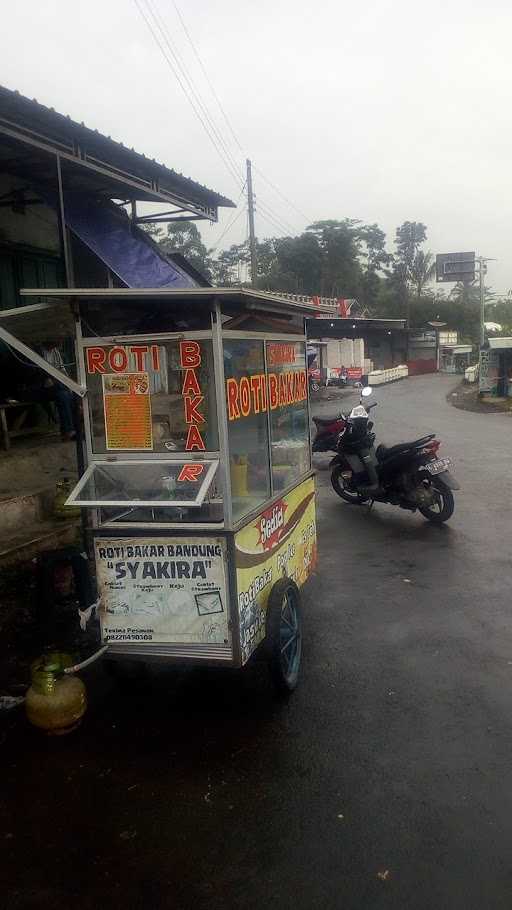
[266,579,302,693]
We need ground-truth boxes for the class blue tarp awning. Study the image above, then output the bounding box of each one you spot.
[64,194,199,289]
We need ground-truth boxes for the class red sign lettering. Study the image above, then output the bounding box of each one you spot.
[86,344,160,374]
[267,343,297,366]
[180,341,201,368]
[185,425,206,451]
[86,347,107,374]
[130,345,148,371]
[184,395,205,424]
[256,500,287,551]
[268,373,278,410]
[227,378,240,420]
[109,346,128,372]
[177,464,205,482]
[239,377,251,417]
[182,369,201,396]
[225,370,307,420]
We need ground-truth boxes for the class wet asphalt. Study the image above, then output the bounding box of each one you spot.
[3,374,512,910]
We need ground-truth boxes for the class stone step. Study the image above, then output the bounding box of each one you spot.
[0,487,55,534]
[0,438,77,498]
[0,518,80,568]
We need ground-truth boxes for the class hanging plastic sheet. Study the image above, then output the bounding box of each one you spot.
[63,193,198,289]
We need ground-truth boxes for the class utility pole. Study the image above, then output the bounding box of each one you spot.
[246,158,258,286]
[478,256,486,347]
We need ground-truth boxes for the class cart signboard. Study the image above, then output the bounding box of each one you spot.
[95,537,229,645]
[103,372,153,450]
[235,476,317,664]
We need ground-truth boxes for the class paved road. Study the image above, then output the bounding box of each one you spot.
[3,375,512,909]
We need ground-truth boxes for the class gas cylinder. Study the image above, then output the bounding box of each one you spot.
[25,652,87,735]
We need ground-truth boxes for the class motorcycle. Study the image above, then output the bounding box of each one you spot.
[312,412,346,453]
[326,371,348,388]
[329,387,459,523]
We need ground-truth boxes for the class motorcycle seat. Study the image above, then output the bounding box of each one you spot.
[313,414,341,426]
[376,434,435,461]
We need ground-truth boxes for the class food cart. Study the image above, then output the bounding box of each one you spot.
[14,288,319,692]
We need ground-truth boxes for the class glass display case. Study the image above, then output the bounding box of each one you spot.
[71,313,311,530]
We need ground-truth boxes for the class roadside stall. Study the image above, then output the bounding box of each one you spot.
[12,288,319,692]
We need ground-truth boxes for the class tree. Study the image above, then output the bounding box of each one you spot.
[139,222,164,242]
[409,250,436,300]
[394,221,427,268]
[210,242,249,286]
[486,295,512,334]
[159,221,213,279]
[267,234,322,294]
[305,219,364,298]
[357,223,392,310]
[140,219,213,279]
[382,221,432,325]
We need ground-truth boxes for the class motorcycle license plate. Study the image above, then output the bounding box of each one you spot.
[426,458,451,475]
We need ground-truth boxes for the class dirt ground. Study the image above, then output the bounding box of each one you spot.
[448,380,512,413]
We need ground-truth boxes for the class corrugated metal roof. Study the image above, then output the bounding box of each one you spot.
[0,84,235,210]
[18,286,328,315]
[488,337,512,349]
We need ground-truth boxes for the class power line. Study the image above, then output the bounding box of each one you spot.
[147,0,243,185]
[256,206,294,237]
[168,2,310,232]
[135,1,307,240]
[210,207,246,252]
[257,210,291,237]
[209,180,246,249]
[172,0,245,156]
[133,0,243,191]
[252,163,312,223]
[256,198,298,236]
[141,0,243,187]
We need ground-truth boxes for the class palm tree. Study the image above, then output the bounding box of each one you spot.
[409,250,436,300]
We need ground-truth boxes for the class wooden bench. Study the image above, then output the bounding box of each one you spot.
[0,401,55,450]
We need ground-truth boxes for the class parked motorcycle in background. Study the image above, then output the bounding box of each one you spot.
[312,412,346,453]
[329,387,459,523]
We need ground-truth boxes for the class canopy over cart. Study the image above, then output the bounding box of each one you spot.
[9,287,321,691]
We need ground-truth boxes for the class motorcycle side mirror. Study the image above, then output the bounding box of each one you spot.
[361,386,372,398]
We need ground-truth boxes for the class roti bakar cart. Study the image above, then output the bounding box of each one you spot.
[22,287,319,692]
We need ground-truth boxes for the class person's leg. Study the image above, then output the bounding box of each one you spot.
[52,386,75,437]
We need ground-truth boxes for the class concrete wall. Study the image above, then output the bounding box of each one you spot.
[325,338,365,369]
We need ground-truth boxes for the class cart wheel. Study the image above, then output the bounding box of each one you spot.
[266,579,302,694]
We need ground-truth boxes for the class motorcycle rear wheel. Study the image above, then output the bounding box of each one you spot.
[331,465,368,504]
[417,475,454,524]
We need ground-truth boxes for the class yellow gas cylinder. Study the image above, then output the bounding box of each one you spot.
[25,653,87,735]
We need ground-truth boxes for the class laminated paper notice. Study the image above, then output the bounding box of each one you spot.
[103,372,153,450]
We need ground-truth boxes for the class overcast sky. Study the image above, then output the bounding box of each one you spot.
[3,0,512,292]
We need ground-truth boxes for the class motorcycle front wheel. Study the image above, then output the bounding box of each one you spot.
[417,474,454,524]
[331,464,368,504]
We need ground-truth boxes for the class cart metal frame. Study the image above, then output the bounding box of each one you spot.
[12,288,320,682]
